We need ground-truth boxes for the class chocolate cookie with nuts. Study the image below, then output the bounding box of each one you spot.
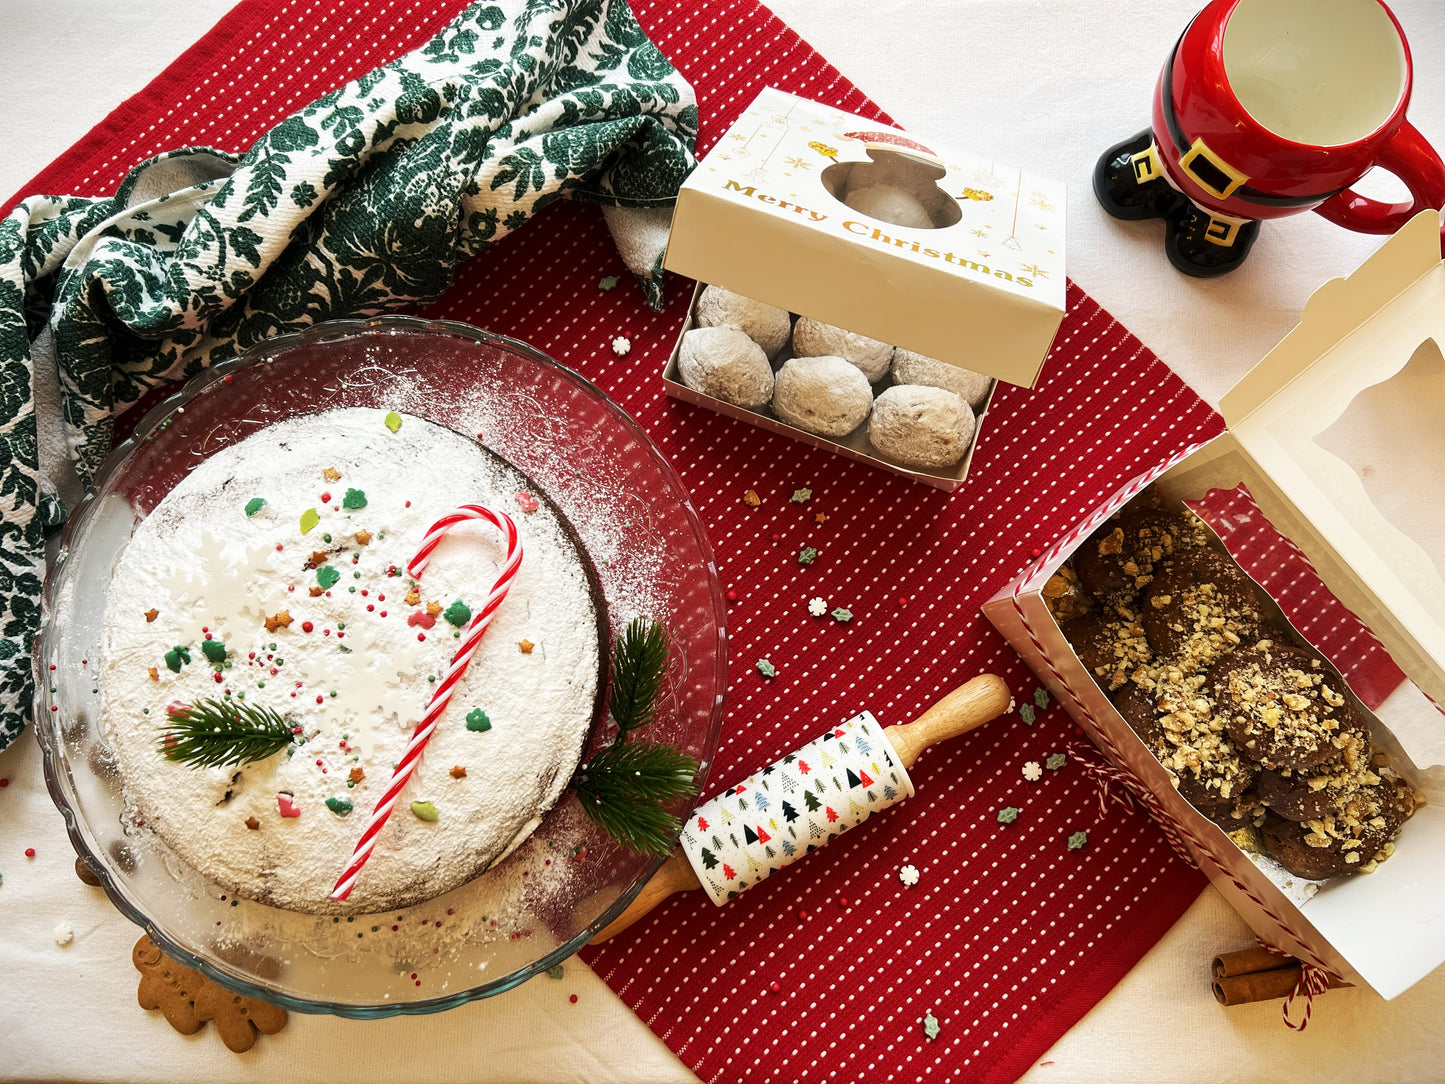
[1140,548,1270,666]
[1260,769,1417,879]
[1255,727,1374,822]
[1061,611,1151,692]
[1073,509,1206,605]
[1208,645,1365,772]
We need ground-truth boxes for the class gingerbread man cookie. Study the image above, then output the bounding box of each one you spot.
[133,934,288,1051]
[195,981,289,1052]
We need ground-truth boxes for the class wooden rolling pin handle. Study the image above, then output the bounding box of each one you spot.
[591,673,1012,944]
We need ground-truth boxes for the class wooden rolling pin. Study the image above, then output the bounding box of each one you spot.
[593,673,1011,942]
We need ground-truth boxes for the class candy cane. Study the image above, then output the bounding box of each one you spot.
[331,504,523,901]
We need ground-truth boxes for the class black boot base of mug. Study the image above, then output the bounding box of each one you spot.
[1093,128,1261,277]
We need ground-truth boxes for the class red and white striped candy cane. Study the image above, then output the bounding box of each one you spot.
[331,504,523,901]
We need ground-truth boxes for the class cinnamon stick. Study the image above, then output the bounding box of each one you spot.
[1211,964,1351,1006]
[1212,946,1292,979]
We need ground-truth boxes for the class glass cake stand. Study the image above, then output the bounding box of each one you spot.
[33,317,728,1016]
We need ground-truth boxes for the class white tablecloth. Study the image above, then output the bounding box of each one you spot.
[1,2,1441,1080]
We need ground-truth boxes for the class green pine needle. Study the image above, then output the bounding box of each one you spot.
[573,740,700,855]
[608,618,669,736]
[160,697,294,769]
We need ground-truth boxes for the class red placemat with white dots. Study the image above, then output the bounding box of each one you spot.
[12,2,1222,1081]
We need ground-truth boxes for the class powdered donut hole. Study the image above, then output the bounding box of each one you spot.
[791,317,894,382]
[694,285,793,360]
[772,355,873,437]
[678,326,774,408]
[868,384,975,469]
[892,348,992,409]
[842,183,934,229]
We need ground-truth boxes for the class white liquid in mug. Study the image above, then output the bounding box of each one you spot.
[1223,0,1407,147]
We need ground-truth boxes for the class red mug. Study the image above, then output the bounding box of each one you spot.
[1095,0,1444,276]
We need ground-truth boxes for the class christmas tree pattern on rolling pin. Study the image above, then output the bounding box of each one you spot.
[678,711,914,904]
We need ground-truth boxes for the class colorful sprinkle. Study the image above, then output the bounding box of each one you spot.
[898,864,920,887]
[317,565,341,590]
[1067,830,1089,850]
[384,411,403,433]
[923,1012,941,1041]
[518,639,534,654]
[325,797,354,817]
[514,491,539,514]
[756,659,776,679]
[410,801,440,822]
[611,335,631,357]
[742,489,761,508]
[807,596,827,617]
[1046,752,1068,771]
[299,508,320,534]
[798,546,818,565]
[443,600,471,627]
[322,467,341,482]
[342,488,367,510]
[1034,687,1051,711]
[598,275,619,291]
[244,816,260,830]
[997,806,1020,824]
[1022,761,1042,782]
[355,529,372,546]
[163,645,191,673]
[144,608,159,623]
[466,708,492,733]
[450,765,468,779]
[244,497,267,517]
[277,793,301,818]
[1018,703,1037,725]
[790,488,812,504]
[830,607,853,623]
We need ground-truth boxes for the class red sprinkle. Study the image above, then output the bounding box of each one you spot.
[378,594,386,602]
[275,544,283,552]
[25,848,36,858]
[725,589,738,602]
[366,605,375,612]
[1031,547,1042,558]
[0,779,9,787]
[379,611,387,618]
[320,492,331,503]
[49,664,56,671]
[417,633,426,642]
[302,621,314,633]
[569,994,578,1004]
[50,705,58,712]
[223,374,233,384]
[769,981,781,993]
[213,672,223,684]
[323,629,331,637]
[316,696,324,704]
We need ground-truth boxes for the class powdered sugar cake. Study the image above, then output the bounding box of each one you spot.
[99,407,606,915]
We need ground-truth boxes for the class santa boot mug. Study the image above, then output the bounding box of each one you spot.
[1095,0,1443,276]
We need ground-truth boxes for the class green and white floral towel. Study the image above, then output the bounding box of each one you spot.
[0,0,697,750]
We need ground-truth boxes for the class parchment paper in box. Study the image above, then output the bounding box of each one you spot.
[982,210,1444,1000]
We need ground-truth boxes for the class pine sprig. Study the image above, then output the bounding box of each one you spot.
[572,740,701,855]
[160,698,295,769]
[608,618,669,736]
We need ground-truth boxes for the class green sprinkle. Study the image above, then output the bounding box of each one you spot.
[200,640,226,664]
[325,797,353,817]
[322,533,332,543]
[300,508,320,534]
[466,708,491,733]
[790,488,812,504]
[1034,687,1051,711]
[1046,752,1067,771]
[410,800,439,822]
[547,963,566,980]
[353,571,361,578]
[443,600,471,627]
[756,659,776,678]
[997,806,1020,824]
[342,488,367,510]
[329,690,337,698]
[830,607,853,623]
[798,546,818,566]
[317,565,341,590]
[384,411,403,433]
[163,645,191,673]
[923,1012,940,1041]
[1018,703,1036,725]
[1067,830,1089,851]
[244,497,267,517]
[598,275,619,291]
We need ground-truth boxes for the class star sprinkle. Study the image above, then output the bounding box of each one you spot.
[518,639,535,654]
[898,864,920,887]
[322,467,341,482]
[1022,761,1042,781]
[922,1012,941,1041]
[263,610,293,633]
[808,596,828,617]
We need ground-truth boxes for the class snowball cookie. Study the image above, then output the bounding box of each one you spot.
[791,317,894,382]
[868,384,976,469]
[677,326,774,408]
[772,355,873,437]
[843,183,934,229]
[891,349,992,409]
[695,285,792,360]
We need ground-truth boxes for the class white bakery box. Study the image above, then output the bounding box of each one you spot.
[661,87,1066,491]
[983,211,1445,1000]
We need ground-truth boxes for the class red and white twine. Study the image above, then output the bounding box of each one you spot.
[330,504,523,901]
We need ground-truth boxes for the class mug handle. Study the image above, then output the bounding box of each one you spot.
[1313,121,1444,240]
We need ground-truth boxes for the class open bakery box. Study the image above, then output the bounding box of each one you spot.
[659,86,1066,491]
[984,210,1445,1000]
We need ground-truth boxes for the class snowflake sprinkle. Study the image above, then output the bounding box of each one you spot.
[898,864,920,887]
[808,596,828,617]
[611,335,632,357]
[1022,761,1042,781]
